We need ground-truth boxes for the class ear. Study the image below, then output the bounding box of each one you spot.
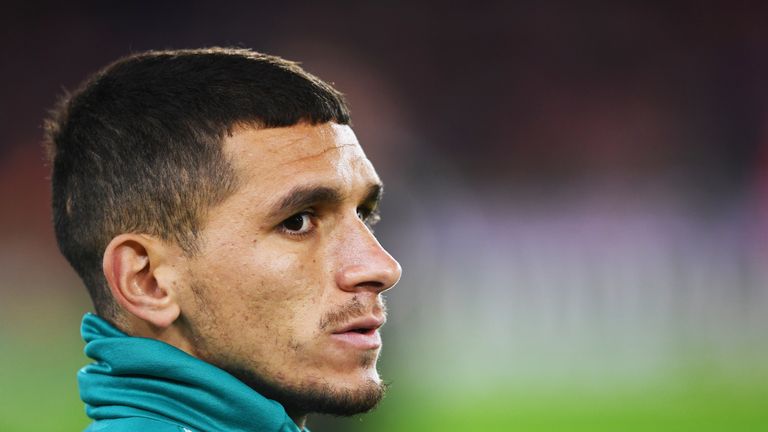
[103,233,182,328]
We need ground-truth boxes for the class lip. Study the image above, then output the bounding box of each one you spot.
[330,316,385,350]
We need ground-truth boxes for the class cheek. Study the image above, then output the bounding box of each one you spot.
[255,252,330,338]
[249,249,319,301]
[204,246,328,338]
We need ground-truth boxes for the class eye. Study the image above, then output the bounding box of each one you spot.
[357,206,381,228]
[280,211,314,235]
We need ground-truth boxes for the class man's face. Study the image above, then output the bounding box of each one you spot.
[177,123,401,416]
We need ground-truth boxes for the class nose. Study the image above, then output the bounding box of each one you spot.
[335,218,402,294]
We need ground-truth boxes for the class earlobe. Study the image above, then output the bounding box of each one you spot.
[103,234,181,328]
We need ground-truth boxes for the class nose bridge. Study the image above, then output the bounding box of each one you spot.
[334,216,402,293]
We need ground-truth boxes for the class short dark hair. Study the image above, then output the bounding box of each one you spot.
[44,47,351,318]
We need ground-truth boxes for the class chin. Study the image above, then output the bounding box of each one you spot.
[226,364,388,416]
[289,377,387,416]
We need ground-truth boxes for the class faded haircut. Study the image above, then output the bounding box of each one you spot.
[44,47,351,318]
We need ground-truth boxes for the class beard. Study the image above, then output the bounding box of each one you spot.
[225,365,388,416]
[186,285,389,417]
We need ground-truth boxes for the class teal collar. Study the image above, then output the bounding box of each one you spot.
[78,313,303,432]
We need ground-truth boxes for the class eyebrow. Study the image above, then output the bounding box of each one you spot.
[268,183,383,219]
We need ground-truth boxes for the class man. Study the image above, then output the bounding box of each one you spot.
[45,47,402,432]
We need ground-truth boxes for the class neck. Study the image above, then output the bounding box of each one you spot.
[121,313,200,357]
[123,313,308,430]
[80,313,304,432]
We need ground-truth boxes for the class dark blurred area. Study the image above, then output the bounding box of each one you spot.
[2,2,768,431]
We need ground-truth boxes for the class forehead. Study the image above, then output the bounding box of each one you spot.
[223,122,380,195]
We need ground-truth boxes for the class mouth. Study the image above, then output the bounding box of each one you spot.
[330,316,385,350]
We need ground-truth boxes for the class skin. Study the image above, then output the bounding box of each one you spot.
[103,122,402,429]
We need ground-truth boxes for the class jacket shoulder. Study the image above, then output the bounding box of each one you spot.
[85,417,194,432]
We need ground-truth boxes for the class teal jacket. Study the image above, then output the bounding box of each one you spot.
[78,313,304,432]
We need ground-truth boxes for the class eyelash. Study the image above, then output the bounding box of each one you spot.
[358,206,381,229]
[277,211,317,238]
[277,206,382,238]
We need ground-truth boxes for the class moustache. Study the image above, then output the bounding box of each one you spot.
[318,295,387,332]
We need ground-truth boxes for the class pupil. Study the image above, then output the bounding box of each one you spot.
[284,214,304,231]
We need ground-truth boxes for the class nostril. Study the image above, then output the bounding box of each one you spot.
[356,281,385,290]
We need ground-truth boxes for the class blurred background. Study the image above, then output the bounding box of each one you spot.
[2,2,768,431]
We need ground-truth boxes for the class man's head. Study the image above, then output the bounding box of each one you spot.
[45,48,401,422]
